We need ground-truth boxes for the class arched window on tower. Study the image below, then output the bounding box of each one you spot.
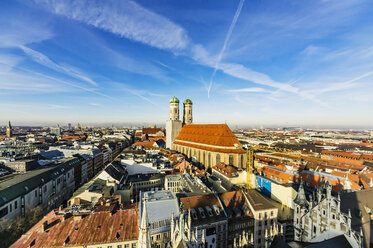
[216,154,221,164]
[203,152,206,165]
[229,155,234,166]
[241,155,244,168]
[208,153,211,168]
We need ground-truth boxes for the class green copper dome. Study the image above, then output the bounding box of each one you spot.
[183,99,193,105]
[169,96,180,103]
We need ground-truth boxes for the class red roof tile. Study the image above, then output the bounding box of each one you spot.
[175,124,242,147]
[11,207,139,248]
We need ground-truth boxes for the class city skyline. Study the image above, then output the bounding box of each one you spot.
[1,0,373,127]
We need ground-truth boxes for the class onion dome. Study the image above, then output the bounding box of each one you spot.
[183,99,193,105]
[169,96,180,103]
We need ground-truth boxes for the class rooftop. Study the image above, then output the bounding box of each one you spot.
[174,124,245,153]
[10,207,139,248]
[245,189,276,211]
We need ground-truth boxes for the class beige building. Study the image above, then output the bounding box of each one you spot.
[173,124,247,170]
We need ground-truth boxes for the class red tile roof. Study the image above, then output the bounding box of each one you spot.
[213,162,238,178]
[11,207,139,248]
[175,124,242,147]
[258,166,298,184]
[132,141,155,148]
[142,127,164,135]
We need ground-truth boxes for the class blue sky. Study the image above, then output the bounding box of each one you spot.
[1,0,373,128]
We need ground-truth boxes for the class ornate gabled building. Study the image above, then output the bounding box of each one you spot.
[293,181,364,247]
[169,209,206,248]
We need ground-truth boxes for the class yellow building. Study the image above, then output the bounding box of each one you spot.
[173,124,247,169]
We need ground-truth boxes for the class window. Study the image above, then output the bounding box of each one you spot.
[0,207,8,218]
[258,230,262,235]
[271,211,274,216]
[15,201,17,209]
[124,245,129,248]
[117,246,122,248]
[156,234,161,240]
[35,190,37,197]
[229,155,234,165]
[259,213,262,219]
[132,244,136,248]
[9,204,12,212]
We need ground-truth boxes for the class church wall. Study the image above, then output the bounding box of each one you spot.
[173,144,246,170]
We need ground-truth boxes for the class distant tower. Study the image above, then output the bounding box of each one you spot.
[6,121,12,138]
[166,97,182,149]
[183,99,193,125]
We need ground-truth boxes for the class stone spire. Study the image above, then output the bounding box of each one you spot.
[294,181,308,207]
[6,121,12,138]
[138,199,151,248]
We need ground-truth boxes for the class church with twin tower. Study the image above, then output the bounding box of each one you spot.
[166,97,247,170]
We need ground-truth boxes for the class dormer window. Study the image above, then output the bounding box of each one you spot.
[191,209,198,220]
[205,206,213,217]
[198,207,206,218]
[213,205,220,215]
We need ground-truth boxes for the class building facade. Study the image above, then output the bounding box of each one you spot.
[293,181,363,247]
[0,159,76,230]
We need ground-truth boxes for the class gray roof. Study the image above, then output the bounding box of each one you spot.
[305,235,352,248]
[0,159,76,207]
[39,150,64,159]
[104,163,127,182]
[245,189,276,211]
[340,188,373,248]
[139,190,180,234]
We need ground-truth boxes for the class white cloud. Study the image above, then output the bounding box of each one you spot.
[0,18,53,48]
[227,87,268,93]
[20,45,98,86]
[34,0,189,51]
[208,0,245,98]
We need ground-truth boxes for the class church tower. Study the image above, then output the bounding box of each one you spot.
[6,121,12,138]
[183,99,193,125]
[166,97,182,149]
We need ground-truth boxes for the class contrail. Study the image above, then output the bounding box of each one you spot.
[208,0,245,98]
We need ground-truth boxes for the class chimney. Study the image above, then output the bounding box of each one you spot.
[41,221,48,232]
[73,214,82,221]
